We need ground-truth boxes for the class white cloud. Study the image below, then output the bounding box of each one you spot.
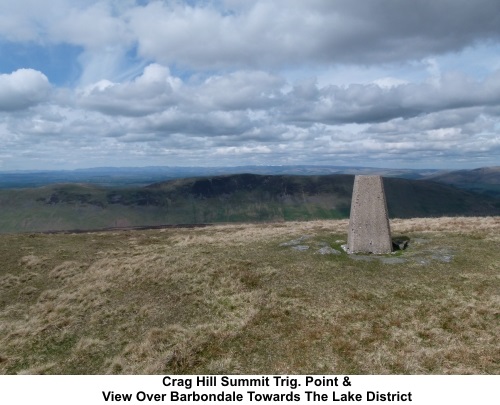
[49,2,132,49]
[214,145,272,156]
[195,70,285,111]
[0,0,66,42]
[283,69,500,125]
[0,1,131,45]
[127,0,500,69]
[2,1,500,170]
[0,69,51,111]
[78,64,182,115]
[2,1,500,81]
[4,61,500,169]
[372,77,410,89]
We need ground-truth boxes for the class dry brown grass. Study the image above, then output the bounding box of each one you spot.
[0,217,499,374]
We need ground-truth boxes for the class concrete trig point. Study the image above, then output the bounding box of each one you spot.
[347,175,392,254]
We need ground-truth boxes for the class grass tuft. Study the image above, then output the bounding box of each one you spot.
[0,217,499,374]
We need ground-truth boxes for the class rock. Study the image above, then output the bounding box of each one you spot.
[292,245,309,251]
[316,246,341,255]
[432,253,453,263]
[279,235,312,247]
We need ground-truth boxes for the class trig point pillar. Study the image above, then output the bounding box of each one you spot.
[347,175,392,254]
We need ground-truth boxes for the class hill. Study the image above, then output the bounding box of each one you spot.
[0,174,499,233]
[424,166,500,197]
[1,217,498,374]
[0,165,439,189]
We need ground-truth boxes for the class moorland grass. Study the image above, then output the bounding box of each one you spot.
[0,217,498,374]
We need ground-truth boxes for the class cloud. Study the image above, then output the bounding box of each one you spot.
[76,66,285,139]
[0,0,64,42]
[2,1,500,170]
[0,1,131,46]
[128,0,500,69]
[0,1,136,85]
[2,1,500,82]
[78,64,182,116]
[20,62,495,167]
[284,69,500,125]
[0,69,51,111]
[194,71,286,111]
[48,2,132,50]
[139,109,256,138]
[78,64,500,131]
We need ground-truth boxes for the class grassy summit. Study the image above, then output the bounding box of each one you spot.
[0,217,499,374]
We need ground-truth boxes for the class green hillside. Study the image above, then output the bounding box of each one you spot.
[0,174,499,233]
[425,166,500,197]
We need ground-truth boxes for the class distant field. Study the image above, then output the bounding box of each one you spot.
[0,217,499,374]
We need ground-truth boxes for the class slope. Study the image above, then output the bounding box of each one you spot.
[0,174,499,233]
[425,166,500,197]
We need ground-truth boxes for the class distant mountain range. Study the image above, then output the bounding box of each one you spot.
[0,172,498,233]
[425,166,500,198]
[1,165,499,196]
[0,165,440,189]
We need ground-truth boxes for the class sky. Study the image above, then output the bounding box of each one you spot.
[1,0,500,171]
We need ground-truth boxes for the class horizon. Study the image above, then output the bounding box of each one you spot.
[1,163,493,174]
[1,1,500,171]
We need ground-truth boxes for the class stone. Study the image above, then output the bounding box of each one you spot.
[279,235,312,247]
[292,245,309,251]
[316,246,341,255]
[347,175,393,254]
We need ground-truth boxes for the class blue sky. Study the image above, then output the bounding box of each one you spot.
[1,0,500,171]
